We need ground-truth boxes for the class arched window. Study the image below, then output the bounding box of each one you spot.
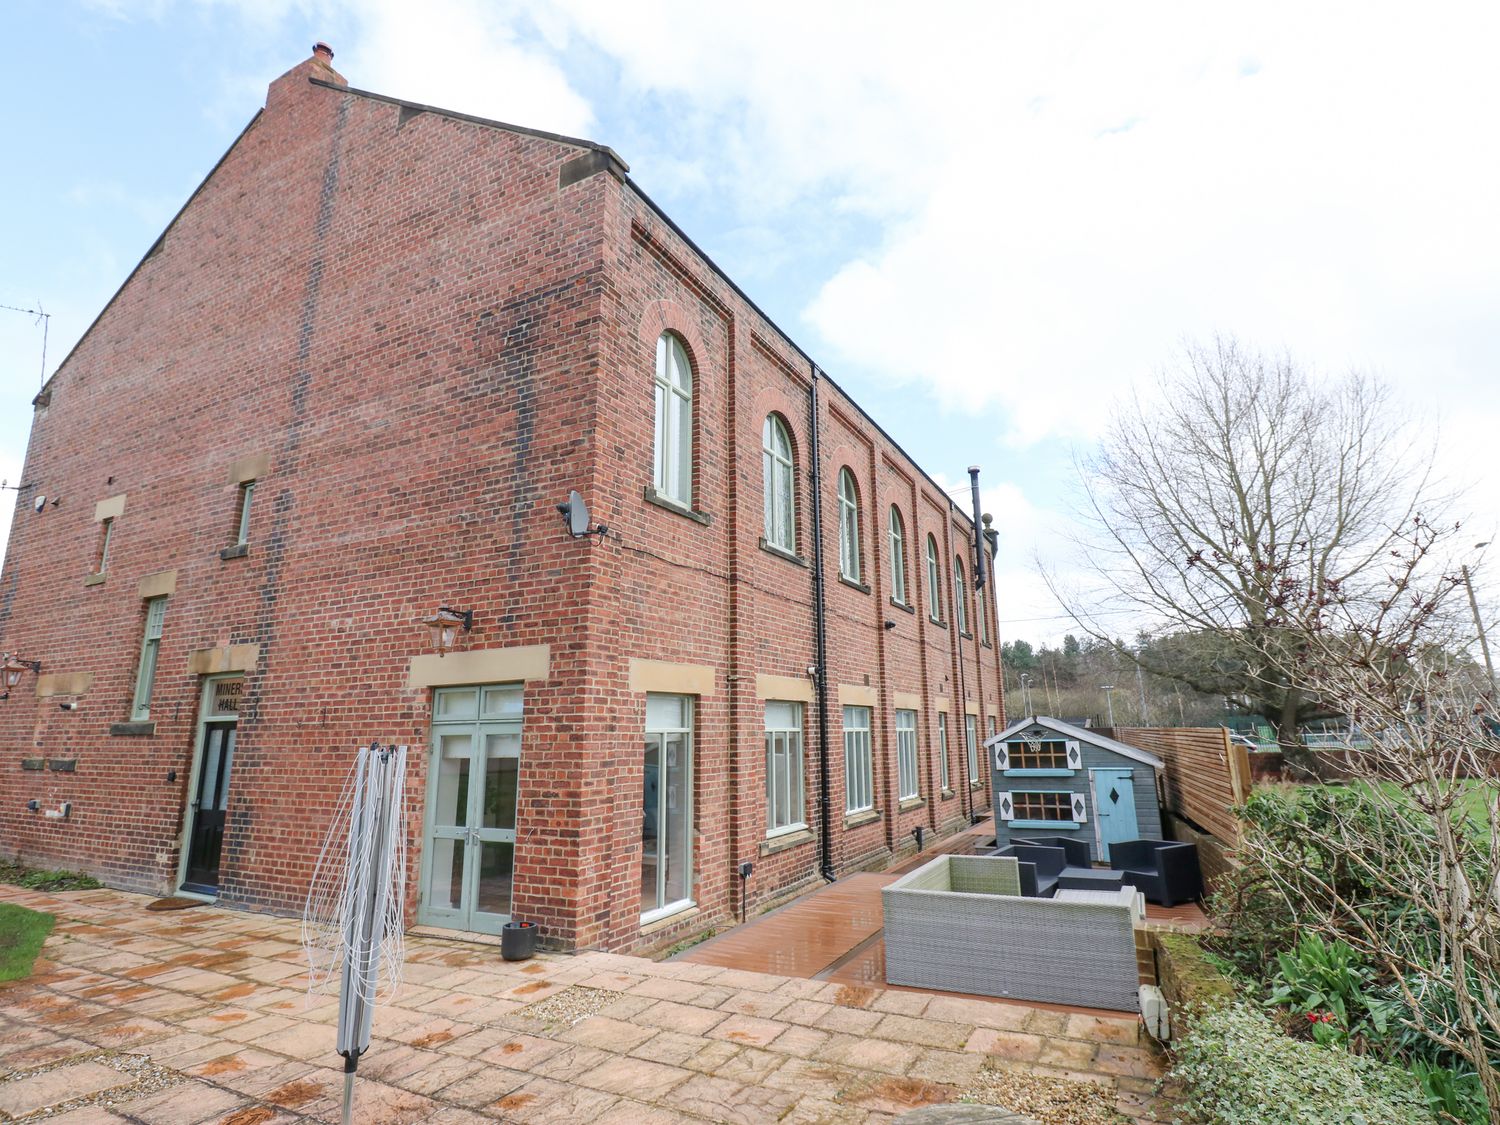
[953,553,970,634]
[653,333,692,505]
[925,534,942,622]
[888,506,908,605]
[762,415,795,551]
[837,468,861,582]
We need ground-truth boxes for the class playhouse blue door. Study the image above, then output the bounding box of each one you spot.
[1092,768,1138,861]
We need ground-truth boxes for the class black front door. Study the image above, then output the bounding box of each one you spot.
[182,722,235,894]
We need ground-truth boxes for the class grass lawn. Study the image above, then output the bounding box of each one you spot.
[0,903,55,982]
[1327,779,1496,840]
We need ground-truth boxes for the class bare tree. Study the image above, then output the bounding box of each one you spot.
[1060,336,1444,772]
[1235,519,1500,1121]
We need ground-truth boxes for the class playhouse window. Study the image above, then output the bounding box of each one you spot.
[1011,791,1073,821]
[1010,740,1070,770]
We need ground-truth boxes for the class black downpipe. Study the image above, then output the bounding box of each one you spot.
[809,364,836,882]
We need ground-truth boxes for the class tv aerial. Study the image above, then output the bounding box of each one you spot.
[556,490,608,541]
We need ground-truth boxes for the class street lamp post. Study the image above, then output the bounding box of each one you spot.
[1100,684,1116,727]
[1019,672,1033,716]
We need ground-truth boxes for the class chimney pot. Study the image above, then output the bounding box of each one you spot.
[313,42,335,63]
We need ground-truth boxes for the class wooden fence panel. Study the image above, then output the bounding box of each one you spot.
[1109,726,1246,845]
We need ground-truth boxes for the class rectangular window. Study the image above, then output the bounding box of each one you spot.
[1010,740,1070,770]
[765,701,805,835]
[843,705,873,814]
[642,693,693,920]
[131,597,168,721]
[95,517,114,575]
[896,709,919,801]
[235,481,256,546]
[937,712,951,792]
[1012,791,1073,821]
[965,715,979,784]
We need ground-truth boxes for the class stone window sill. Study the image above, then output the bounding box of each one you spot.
[758,539,808,568]
[843,808,881,829]
[928,616,946,629]
[759,827,814,856]
[889,597,915,614]
[643,487,712,526]
[970,780,986,790]
[109,722,156,738]
[960,630,973,640]
[940,787,956,800]
[898,796,925,812]
[639,903,700,936]
[220,543,249,561]
[83,574,106,587]
[837,575,870,595]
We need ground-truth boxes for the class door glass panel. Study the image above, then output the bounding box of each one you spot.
[435,689,479,720]
[642,735,661,912]
[426,837,465,912]
[216,729,236,810]
[481,687,523,718]
[662,732,689,907]
[483,755,518,831]
[432,733,473,827]
[476,841,514,917]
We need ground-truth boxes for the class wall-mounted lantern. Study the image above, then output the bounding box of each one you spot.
[1,654,42,699]
[420,608,473,657]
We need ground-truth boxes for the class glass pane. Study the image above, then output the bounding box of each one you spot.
[482,754,518,830]
[427,836,465,911]
[432,734,472,827]
[765,701,798,729]
[643,735,661,912]
[480,687,523,718]
[662,732,690,907]
[216,729,236,810]
[475,841,513,917]
[436,690,479,720]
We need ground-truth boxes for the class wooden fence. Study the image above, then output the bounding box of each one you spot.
[1108,726,1251,847]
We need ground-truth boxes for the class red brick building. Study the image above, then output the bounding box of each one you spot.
[0,47,1003,952]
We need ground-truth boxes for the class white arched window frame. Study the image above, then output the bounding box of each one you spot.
[953,553,970,634]
[837,469,861,582]
[762,415,795,551]
[925,535,943,622]
[653,333,693,505]
[888,506,908,605]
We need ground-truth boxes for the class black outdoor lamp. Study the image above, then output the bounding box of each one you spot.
[1,654,42,699]
[420,607,473,657]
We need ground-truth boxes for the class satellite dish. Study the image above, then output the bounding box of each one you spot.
[563,490,591,537]
[33,495,46,513]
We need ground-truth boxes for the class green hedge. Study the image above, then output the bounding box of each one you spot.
[1168,1003,1434,1124]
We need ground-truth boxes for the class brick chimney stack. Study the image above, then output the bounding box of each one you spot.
[312,42,334,65]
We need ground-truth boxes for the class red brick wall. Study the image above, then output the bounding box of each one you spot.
[0,52,1003,952]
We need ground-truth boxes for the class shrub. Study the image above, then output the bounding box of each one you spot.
[1266,933,1395,1049]
[1168,1003,1434,1124]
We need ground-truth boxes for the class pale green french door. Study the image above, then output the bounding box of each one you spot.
[418,684,522,934]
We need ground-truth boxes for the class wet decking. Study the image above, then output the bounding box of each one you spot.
[677,827,1210,1004]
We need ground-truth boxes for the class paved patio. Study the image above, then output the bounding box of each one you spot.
[0,886,1173,1123]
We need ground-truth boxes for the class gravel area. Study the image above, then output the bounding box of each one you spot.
[959,1064,1130,1125]
[3,1049,184,1121]
[509,985,616,1028]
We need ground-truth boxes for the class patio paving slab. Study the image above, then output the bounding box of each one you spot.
[0,884,1176,1123]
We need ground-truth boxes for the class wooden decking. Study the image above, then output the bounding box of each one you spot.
[677,825,1210,1001]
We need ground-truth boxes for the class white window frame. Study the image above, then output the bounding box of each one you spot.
[888,506,908,605]
[953,554,970,635]
[925,535,943,622]
[96,517,114,575]
[762,415,795,552]
[896,709,919,801]
[653,333,693,506]
[938,711,951,792]
[843,705,873,814]
[131,596,168,721]
[765,700,805,836]
[235,481,256,547]
[642,692,694,923]
[965,714,979,785]
[837,468,861,583]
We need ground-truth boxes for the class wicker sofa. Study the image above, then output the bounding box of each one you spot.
[881,854,1144,1011]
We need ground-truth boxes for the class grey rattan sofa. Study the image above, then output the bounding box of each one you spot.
[881,854,1144,1012]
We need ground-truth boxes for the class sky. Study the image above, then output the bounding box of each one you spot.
[1,1,1497,647]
